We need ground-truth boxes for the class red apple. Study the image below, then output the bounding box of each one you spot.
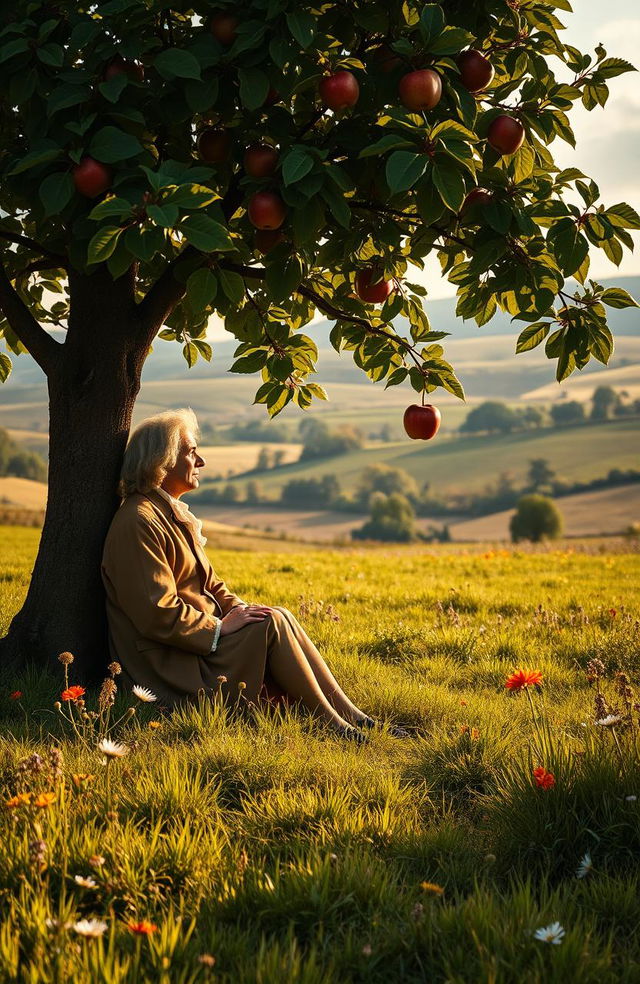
[398,69,442,111]
[197,127,232,163]
[103,55,144,83]
[403,404,441,440]
[254,229,285,253]
[243,143,279,179]
[487,115,525,155]
[247,191,286,230]
[319,71,360,111]
[356,269,393,304]
[456,49,494,93]
[210,12,238,45]
[72,157,113,198]
[263,87,279,106]
[373,43,402,74]
[460,187,493,218]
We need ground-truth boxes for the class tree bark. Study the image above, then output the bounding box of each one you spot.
[0,267,152,681]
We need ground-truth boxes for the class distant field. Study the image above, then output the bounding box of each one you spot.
[0,477,47,510]
[199,442,302,477]
[204,418,640,499]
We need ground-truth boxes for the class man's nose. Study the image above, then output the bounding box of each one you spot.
[196,453,205,467]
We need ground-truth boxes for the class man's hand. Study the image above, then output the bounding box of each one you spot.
[219,604,272,637]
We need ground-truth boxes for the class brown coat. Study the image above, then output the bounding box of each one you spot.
[101,489,267,706]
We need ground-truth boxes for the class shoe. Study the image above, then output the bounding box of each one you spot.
[336,725,369,745]
[355,717,410,739]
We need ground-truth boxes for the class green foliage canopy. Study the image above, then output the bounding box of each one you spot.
[0,0,639,413]
[509,492,563,541]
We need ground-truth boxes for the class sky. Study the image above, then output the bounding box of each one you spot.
[208,1,640,337]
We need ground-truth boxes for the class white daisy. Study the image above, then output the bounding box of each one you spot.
[595,714,623,728]
[97,738,128,759]
[576,852,593,879]
[74,875,97,889]
[533,922,565,944]
[73,918,108,938]
[132,685,157,703]
[625,795,637,802]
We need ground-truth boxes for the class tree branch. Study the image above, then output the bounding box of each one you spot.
[0,228,66,263]
[0,259,62,375]
[136,245,201,334]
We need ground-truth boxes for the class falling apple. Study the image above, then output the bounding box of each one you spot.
[487,115,525,155]
[243,143,279,179]
[72,157,113,198]
[210,12,238,45]
[398,69,442,111]
[319,71,360,110]
[403,404,441,440]
[456,49,494,93]
[356,269,393,304]
[197,127,232,163]
[248,191,286,230]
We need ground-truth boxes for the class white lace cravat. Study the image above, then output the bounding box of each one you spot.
[155,487,207,547]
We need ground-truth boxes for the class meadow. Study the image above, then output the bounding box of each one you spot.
[1,526,640,982]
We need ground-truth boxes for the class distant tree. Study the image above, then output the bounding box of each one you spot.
[460,401,519,435]
[590,385,621,421]
[357,464,419,506]
[272,449,286,469]
[298,419,363,461]
[510,494,563,543]
[550,401,585,427]
[528,458,555,490]
[245,480,263,505]
[518,405,547,429]
[0,427,47,482]
[256,447,273,471]
[221,483,241,504]
[352,492,416,543]
[280,475,340,509]
[228,420,291,443]
[379,424,394,443]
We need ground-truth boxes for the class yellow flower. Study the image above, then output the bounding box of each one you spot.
[34,792,56,808]
[5,792,32,809]
[420,881,444,896]
[72,774,95,788]
[148,721,162,730]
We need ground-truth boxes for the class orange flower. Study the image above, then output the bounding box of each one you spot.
[5,792,32,808]
[533,767,556,790]
[61,685,86,702]
[127,920,157,935]
[148,721,162,730]
[420,881,444,896]
[10,691,23,700]
[34,792,56,808]
[72,774,95,789]
[505,669,543,691]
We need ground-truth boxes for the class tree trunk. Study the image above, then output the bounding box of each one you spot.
[0,267,151,681]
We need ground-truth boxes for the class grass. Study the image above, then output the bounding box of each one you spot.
[1,527,640,981]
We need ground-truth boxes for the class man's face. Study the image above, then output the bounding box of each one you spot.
[161,429,205,498]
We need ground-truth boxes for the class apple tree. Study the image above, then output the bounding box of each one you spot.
[0,0,638,675]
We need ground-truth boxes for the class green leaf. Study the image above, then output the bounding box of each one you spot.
[39,171,73,217]
[359,134,414,158]
[512,143,535,183]
[238,67,270,111]
[89,126,143,163]
[218,268,245,305]
[282,147,314,187]
[484,200,512,235]
[548,219,589,276]
[87,225,123,265]
[88,197,132,220]
[385,151,428,194]
[0,38,29,63]
[516,322,550,353]
[180,214,233,252]
[163,184,218,209]
[147,204,179,228]
[419,4,445,44]
[320,184,351,228]
[48,83,91,115]
[598,57,636,79]
[183,342,198,368]
[600,287,639,309]
[266,255,303,302]
[98,73,128,104]
[306,383,328,400]
[192,339,212,362]
[0,352,12,383]
[37,42,64,67]
[606,202,640,230]
[231,350,269,374]
[9,145,62,175]
[286,10,316,48]
[440,373,465,400]
[429,27,473,55]
[186,268,218,311]
[154,48,201,80]
[432,163,465,211]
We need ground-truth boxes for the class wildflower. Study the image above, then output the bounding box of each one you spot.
[238,681,247,692]
[73,919,108,938]
[471,728,480,740]
[29,839,47,870]
[10,691,23,700]
[5,792,32,808]
[97,738,128,759]
[148,721,162,730]
[459,699,468,706]
[362,943,372,957]
[34,792,56,808]
[108,661,122,676]
[199,954,216,967]
[49,747,63,781]
[18,753,45,776]
[609,608,617,618]
[625,795,637,802]
[74,875,98,889]
[88,854,106,868]
[58,651,74,666]
[576,852,593,879]
[420,881,444,896]
[216,675,227,684]
[132,685,157,703]
[505,669,543,691]
[127,920,157,935]
[61,685,85,702]
[533,767,556,790]
[411,902,424,921]
[98,678,117,709]
[533,922,565,944]
[595,714,623,728]
[587,658,605,678]
[72,773,95,788]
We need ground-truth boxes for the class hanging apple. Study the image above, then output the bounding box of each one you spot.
[398,69,442,111]
[355,269,393,304]
[72,157,113,198]
[102,55,144,83]
[403,404,441,440]
[243,143,279,178]
[197,127,232,163]
[487,115,525,155]
[456,49,494,93]
[254,229,285,254]
[248,191,286,230]
[319,71,360,110]
[210,12,238,45]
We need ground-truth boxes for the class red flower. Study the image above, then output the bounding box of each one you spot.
[533,767,556,789]
[61,685,86,702]
[609,609,617,618]
[505,669,543,691]
[127,920,157,935]
[10,691,23,700]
